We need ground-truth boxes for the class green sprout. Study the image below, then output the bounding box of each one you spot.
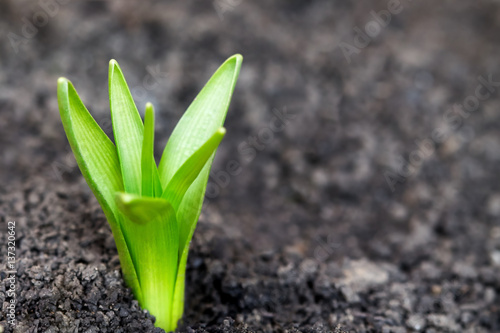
[57,54,242,331]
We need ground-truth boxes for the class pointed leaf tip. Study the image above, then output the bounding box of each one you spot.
[230,53,243,63]
[109,60,118,76]
[225,54,243,72]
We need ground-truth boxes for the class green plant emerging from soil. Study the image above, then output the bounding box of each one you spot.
[57,55,242,331]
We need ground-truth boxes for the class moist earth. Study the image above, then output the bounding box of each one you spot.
[1,1,500,332]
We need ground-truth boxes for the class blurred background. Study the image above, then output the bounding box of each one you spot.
[1,1,500,332]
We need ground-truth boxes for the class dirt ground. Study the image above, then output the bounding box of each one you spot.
[1,1,500,332]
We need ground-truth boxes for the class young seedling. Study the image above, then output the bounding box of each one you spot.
[57,54,242,331]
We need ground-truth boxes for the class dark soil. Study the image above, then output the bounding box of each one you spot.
[1,1,500,332]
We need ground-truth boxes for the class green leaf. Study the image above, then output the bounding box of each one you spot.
[57,77,142,303]
[115,192,172,224]
[109,59,144,195]
[157,54,242,326]
[115,192,179,331]
[158,54,242,250]
[141,103,162,197]
[162,127,226,210]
